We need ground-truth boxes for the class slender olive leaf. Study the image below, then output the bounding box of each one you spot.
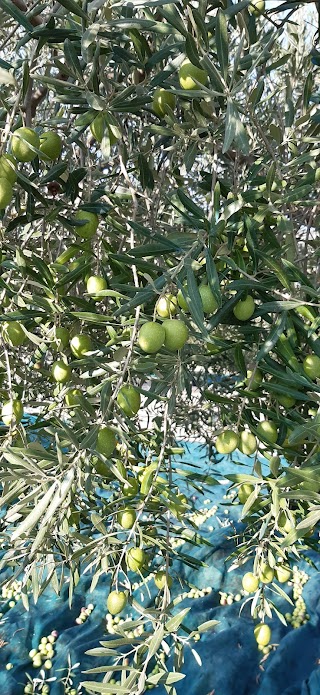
[186,264,206,335]
[109,253,160,272]
[176,188,205,219]
[223,99,237,153]
[58,0,88,18]
[81,683,131,694]
[256,253,291,291]
[197,620,220,634]
[256,300,308,316]
[183,141,199,173]
[204,247,222,307]
[191,7,209,48]
[16,172,48,205]
[2,451,44,476]
[234,345,246,376]
[240,489,259,520]
[200,54,225,93]
[266,162,276,197]
[185,33,202,70]
[249,78,265,107]
[227,473,261,484]
[158,5,188,37]
[11,482,58,542]
[216,10,228,82]
[115,0,176,5]
[255,312,287,363]
[64,39,83,81]
[137,153,154,190]
[1,0,34,31]
[166,608,191,633]
[145,42,181,69]
[129,28,152,61]
[99,637,148,649]
[147,673,186,685]
[40,162,68,185]
[0,57,13,70]
[266,53,291,74]
[38,470,75,529]
[84,666,138,675]
[269,583,293,605]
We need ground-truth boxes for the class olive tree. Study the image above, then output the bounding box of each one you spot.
[0,0,319,692]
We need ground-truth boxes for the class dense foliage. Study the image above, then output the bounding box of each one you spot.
[0,0,319,692]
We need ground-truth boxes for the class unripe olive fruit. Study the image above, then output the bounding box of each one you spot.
[303,354,320,380]
[254,623,271,646]
[117,508,136,529]
[246,368,263,390]
[11,127,40,162]
[39,132,62,161]
[199,285,218,314]
[138,322,165,354]
[177,286,189,312]
[0,154,17,184]
[74,210,99,239]
[126,547,146,572]
[2,399,23,426]
[277,394,296,408]
[256,420,278,445]
[52,360,71,384]
[163,319,189,351]
[179,59,207,90]
[156,294,178,318]
[233,296,255,321]
[154,571,173,590]
[249,0,265,16]
[0,177,13,209]
[239,431,257,456]
[122,478,139,498]
[275,565,291,583]
[86,275,107,299]
[117,384,141,417]
[238,483,254,504]
[70,333,92,358]
[3,321,25,347]
[215,430,239,455]
[107,590,127,615]
[65,388,82,407]
[96,426,116,458]
[259,562,274,584]
[55,326,70,350]
[152,88,175,117]
[242,572,259,593]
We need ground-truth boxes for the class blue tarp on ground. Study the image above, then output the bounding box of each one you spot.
[1,442,319,695]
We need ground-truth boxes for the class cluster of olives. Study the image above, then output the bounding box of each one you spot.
[214,348,320,458]
[285,567,310,629]
[180,586,212,601]
[138,285,258,357]
[241,559,292,595]
[23,683,51,695]
[0,579,22,615]
[75,603,94,625]
[219,590,244,606]
[0,128,62,211]
[106,612,145,639]
[189,501,218,529]
[28,631,58,671]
